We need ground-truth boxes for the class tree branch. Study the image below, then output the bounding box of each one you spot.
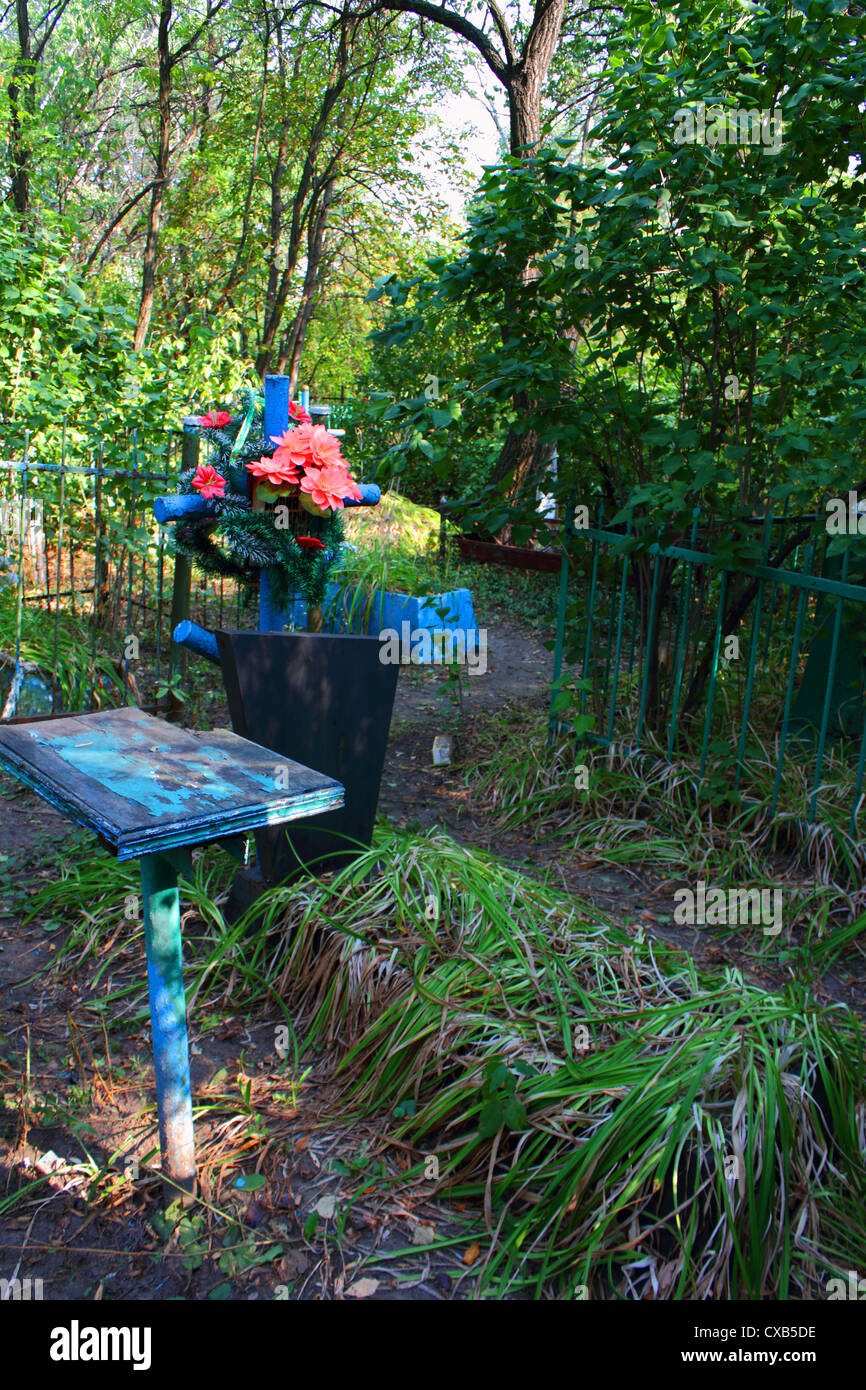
[356,0,508,83]
[486,0,515,67]
[170,0,231,67]
[83,180,159,270]
[32,0,73,63]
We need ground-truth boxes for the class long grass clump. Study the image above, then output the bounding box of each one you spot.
[468,713,866,965]
[26,826,866,1299]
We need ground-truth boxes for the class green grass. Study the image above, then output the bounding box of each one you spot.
[0,587,123,712]
[468,711,866,965]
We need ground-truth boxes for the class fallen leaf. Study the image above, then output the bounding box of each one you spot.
[345,1277,380,1299]
[278,1249,308,1280]
[235,1173,267,1193]
[463,1242,481,1266]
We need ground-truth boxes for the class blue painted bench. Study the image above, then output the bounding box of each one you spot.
[0,707,343,1200]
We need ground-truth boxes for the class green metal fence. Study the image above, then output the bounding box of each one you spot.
[0,431,254,719]
[550,507,866,839]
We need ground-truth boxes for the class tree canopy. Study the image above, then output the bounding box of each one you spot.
[0,0,469,453]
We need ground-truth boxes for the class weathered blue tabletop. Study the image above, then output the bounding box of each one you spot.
[0,707,344,1200]
[0,705,344,860]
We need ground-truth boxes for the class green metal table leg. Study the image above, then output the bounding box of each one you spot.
[140,852,196,1203]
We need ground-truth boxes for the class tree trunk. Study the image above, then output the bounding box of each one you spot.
[8,0,33,218]
[277,178,337,387]
[489,2,566,519]
[508,65,542,155]
[133,0,172,352]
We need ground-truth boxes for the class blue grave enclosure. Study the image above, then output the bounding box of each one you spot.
[289,584,478,655]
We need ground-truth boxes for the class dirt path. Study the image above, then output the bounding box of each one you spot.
[378,617,866,1016]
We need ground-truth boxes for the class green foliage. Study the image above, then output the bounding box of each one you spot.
[370,0,866,559]
[348,273,505,505]
[549,675,595,739]
[0,219,131,453]
[478,1059,529,1138]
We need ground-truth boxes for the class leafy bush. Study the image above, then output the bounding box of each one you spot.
[0,219,131,457]
[345,281,507,509]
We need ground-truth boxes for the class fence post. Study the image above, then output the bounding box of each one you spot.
[547,493,574,748]
[166,425,196,720]
[87,442,106,710]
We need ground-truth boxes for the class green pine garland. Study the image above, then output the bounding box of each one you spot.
[174,504,343,610]
[174,392,345,607]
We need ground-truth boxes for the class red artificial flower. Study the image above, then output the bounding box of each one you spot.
[267,431,307,483]
[295,535,326,550]
[251,422,362,512]
[246,453,300,486]
[300,462,363,512]
[195,410,233,428]
[277,423,351,474]
[289,400,312,424]
[190,463,227,499]
[307,425,345,468]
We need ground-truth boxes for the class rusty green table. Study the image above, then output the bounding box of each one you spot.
[0,707,343,1199]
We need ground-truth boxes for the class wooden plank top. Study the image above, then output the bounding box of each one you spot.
[0,707,344,860]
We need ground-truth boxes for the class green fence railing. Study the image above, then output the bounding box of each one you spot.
[549,507,866,839]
